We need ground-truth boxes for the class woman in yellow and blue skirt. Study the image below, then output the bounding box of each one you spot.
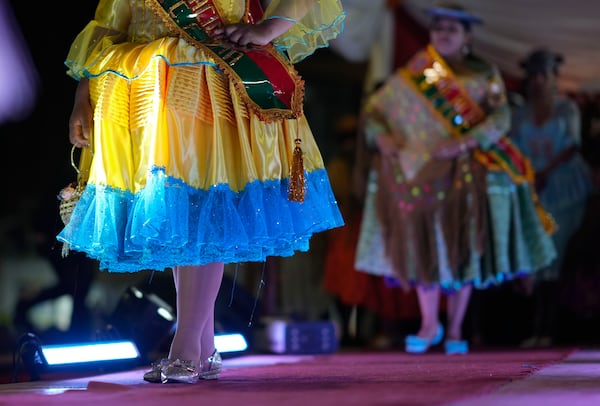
[58,0,345,383]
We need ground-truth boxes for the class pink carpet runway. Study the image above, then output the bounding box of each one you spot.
[1,347,594,405]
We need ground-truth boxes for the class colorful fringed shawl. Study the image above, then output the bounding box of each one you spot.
[373,45,554,285]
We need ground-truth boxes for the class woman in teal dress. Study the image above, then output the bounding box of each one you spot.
[354,3,556,355]
[510,48,594,347]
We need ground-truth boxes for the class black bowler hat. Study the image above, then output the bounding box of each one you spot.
[520,48,564,74]
[425,2,483,24]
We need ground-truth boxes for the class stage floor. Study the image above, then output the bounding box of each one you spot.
[0,348,598,405]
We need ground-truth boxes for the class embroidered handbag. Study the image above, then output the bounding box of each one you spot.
[57,145,87,225]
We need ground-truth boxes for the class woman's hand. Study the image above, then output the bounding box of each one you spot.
[375,133,403,159]
[68,78,92,148]
[213,18,295,47]
[432,137,477,159]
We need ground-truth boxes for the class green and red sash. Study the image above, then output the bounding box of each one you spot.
[402,45,485,135]
[148,0,304,121]
[402,45,532,184]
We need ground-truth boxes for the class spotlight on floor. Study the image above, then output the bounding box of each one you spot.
[215,333,248,354]
[40,340,141,369]
[15,334,142,381]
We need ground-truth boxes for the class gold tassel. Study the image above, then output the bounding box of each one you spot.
[530,181,558,235]
[536,203,558,235]
[288,138,305,202]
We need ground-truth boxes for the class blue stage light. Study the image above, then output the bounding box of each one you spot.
[15,320,246,381]
[38,334,245,368]
[40,340,140,366]
[215,333,248,353]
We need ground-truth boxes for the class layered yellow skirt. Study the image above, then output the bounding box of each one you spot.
[57,37,344,273]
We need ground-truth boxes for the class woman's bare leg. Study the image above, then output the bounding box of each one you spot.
[169,263,224,367]
[416,285,441,339]
[446,284,472,341]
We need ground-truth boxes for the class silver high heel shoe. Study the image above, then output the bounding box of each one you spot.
[199,350,222,380]
[143,358,171,383]
[143,358,199,384]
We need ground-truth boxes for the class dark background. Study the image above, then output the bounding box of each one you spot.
[3,1,600,352]
[0,1,365,233]
[1,2,97,231]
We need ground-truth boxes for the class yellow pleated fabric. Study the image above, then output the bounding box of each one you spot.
[58,0,345,272]
[86,37,324,193]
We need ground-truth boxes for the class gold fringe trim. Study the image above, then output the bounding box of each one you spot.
[537,204,558,235]
[220,57,305,123]
[146,0,304,123]
[473,148,557,235]
[400,45,486,142]
[473,142,535,186]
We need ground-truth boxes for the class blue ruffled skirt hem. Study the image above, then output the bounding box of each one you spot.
[58,166,344,273]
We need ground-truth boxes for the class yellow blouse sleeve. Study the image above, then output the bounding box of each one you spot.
[65,0,131,80]
[263,0,346,63]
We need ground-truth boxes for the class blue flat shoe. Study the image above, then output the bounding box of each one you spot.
[405,324,444,354]
[445,340,468,355]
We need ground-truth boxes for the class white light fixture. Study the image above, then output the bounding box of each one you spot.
[215,333,248,353]
[40,335,244,366]
[40,340,140,367]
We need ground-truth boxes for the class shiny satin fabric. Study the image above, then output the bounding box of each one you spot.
[66,0,345,80]
[85,38,324,193]
[57,0,345,272]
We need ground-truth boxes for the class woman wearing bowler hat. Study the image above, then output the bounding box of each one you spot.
[354,2,557,355]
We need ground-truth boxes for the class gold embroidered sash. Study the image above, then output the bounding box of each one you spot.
[148,0,304,122]
[402,44,485,136]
